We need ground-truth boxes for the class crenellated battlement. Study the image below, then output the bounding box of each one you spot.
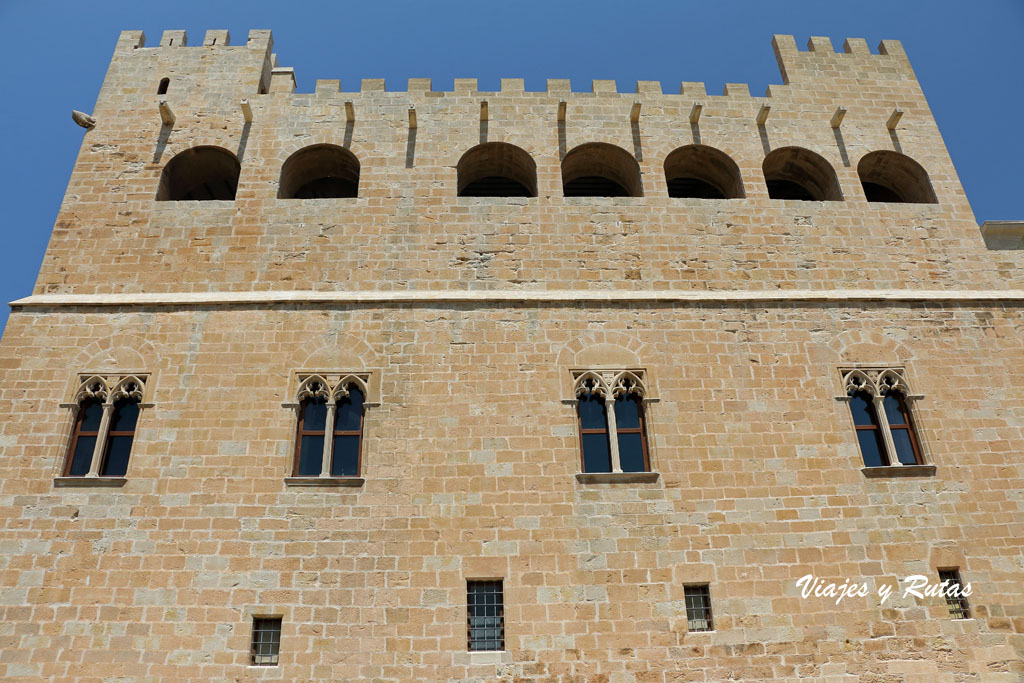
[104,30,916,101]
[58,26,976,298]
[115,28,273,51]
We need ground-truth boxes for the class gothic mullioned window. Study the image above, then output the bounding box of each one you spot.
[573,370,651,474]
[63,375,146,480]
[842,368,923,468]
[291,374,369,481]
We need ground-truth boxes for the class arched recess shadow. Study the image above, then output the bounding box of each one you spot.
[156,146,240,200]
[457,142,537,197]
[762,146,842,201]
[663,144,744,198]
[278,144,360,199]
[857,151,937,204]
[561,142,643,197]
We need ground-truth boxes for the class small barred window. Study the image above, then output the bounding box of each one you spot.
[467,580,505,651]
[938,570,970,620]
[684,584,713,632]
[250,617,282,666]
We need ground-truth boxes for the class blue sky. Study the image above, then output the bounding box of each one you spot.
[0,1,1021,333]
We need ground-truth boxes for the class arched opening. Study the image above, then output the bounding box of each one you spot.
[664,144,744,199]
[457,142,536,197]
[857,151,937,204]
[156,146,240,201]
[562,143,643,197]
[278,144,360,199]
[762,146,842,201]
[157,77,169,95]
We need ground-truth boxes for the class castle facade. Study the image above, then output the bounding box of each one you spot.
[1,29,1022,681]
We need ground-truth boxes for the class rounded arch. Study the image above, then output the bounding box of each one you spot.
[561,143,643,197]
[156,146,240,201]
[857,151,937,204]
[829,330,912,365]
[762,146,842,201]
[278,144,360,199]
[71,336,155,370]
[457,142,537,197]
[663,144,744,199]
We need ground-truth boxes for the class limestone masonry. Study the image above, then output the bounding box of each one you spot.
[1,28,1023,681]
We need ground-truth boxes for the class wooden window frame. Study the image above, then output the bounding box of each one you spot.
[614,392,651,473]
[59,375,147,481]
[291,395,364,478]
[573,370,652,475]
[576,392,611,474]
[850,390,890,467]
[292,397,326,476]
[884,390,922,465]
[839,368,927,470]
[98,398,140,477]
[63,398,102,476]
[287,373,372,482]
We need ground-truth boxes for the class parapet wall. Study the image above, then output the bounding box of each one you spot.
[34,30,994,298]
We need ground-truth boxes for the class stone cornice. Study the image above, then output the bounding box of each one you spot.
[10,289,1024,309]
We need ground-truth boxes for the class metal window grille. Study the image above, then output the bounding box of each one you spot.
[938,570,970,620]
[467,580,504,651]
[250,617,282,666]
[685,584,713,632]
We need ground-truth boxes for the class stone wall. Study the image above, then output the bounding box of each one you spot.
[1,29,1022,682]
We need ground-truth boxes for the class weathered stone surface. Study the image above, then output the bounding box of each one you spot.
[0,29,1022,681]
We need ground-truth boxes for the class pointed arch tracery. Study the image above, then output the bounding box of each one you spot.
[64,373,148,479]
[572,369,651,474]
[293,373,371,479]
[841,367,922,468]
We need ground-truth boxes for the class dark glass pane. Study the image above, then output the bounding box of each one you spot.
[862,181,904,203]
[331,435,360,476]
[581,432,611,473]
[617,432,646,472]
[614,395,641,429]
[563,176,629,197]
[297,435,323,476]
[891,428,918,465]
[294,176,358,199]
[67,436,96,476]
[667,177,725,199]
[766,179,814,201]
[856,429,888,467]
[578,393,607,431]
[302,399,327,432]
[79,401,104,432]
[335,387,364,432]
[848,392,878,427]
[100,435,133,476]
[883,393,908,426]
[109,400,139,432]
[461,176,531,197]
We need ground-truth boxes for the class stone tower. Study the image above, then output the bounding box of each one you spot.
[1,28,1022,681]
